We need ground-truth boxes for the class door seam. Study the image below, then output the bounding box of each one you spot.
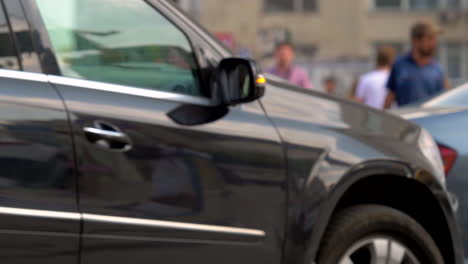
[48,81,84,264]
[257,99,290,264]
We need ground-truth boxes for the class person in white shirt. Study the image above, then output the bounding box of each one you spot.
[355,46,396,109]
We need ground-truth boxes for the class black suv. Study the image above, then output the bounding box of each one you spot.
[0,0,462,263]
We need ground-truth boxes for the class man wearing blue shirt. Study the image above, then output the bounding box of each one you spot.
[385,21,448,108]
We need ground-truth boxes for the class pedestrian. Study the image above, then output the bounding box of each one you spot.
[384,21,447,108]
[323,76,337,95]
[268,42,313,89]
[354,46,396,109]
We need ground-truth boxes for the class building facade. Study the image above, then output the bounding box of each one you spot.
[176,0,468,92]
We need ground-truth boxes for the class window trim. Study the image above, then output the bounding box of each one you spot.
[21,0,211,100]
[157,0,230,59]
[3,0,43,73]
[0,0,23,71]
[20,0,61,75]
[143,0,208,97]
[0,67,214,107]
[48,74,214,106]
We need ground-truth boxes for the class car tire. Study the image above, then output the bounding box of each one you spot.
[317,204,444,264]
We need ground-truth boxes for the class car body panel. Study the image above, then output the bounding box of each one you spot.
[262,77,463,263]
[0,71,79,263]
[6,0,463,263]
[51,76,286,264]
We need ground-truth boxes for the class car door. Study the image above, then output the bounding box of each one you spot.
[0,1,79,263]
[28,0,287,263]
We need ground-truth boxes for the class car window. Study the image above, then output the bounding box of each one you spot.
[35,0,202,97]
[0,2,20,70]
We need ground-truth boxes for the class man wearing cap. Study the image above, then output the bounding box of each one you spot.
[384,21,448,108]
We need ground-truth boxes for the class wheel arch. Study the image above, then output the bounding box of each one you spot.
[303,160,459,264]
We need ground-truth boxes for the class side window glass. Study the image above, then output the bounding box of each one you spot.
[3,1,42,73]
[0,1,20,70]
[35,0,202,97]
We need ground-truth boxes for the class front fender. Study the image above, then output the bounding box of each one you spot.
[285,160,462,264]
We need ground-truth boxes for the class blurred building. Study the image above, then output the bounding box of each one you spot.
[172,0,203,19]
[175,0,468,93]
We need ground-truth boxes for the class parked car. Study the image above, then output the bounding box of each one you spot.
[395,83,468,258]
[0,0,461,263]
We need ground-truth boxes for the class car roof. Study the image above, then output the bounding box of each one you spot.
[422,82,468,108]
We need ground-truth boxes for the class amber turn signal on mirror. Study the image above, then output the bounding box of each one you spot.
[256,75,267,86]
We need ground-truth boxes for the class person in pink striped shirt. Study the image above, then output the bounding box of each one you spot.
[268,42,313,89]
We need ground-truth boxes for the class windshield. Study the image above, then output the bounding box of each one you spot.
[422,83,468,107]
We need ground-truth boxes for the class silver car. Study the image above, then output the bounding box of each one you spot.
[395,84,468,256]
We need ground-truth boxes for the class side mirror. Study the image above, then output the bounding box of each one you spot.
[212,58,266,106]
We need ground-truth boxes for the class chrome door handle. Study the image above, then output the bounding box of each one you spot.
[83,123,132,152]
[83,127,128,141]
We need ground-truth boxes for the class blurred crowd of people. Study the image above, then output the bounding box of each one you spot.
[268,20,450,110]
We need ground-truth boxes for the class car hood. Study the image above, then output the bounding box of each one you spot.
[260,76,426,167]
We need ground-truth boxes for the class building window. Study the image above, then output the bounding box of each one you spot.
[435,42,468,86]
[409,0,438,10]
[375,0,402,9]
[447,0,462,8]
[295,45,318,63]
[265,0,318,12]
[374,0,462,10]
[264,0,294,12]
[446,43,463,79]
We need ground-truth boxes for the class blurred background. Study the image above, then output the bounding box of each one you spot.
[172,0,468,96]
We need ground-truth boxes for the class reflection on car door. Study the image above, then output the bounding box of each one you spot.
[0,4,79,262]
[53,78,286,264]
[32,0,287,263]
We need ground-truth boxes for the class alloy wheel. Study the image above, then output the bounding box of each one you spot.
[339,237,421,264]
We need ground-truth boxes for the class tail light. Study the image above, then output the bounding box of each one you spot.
[438,144,457,175]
